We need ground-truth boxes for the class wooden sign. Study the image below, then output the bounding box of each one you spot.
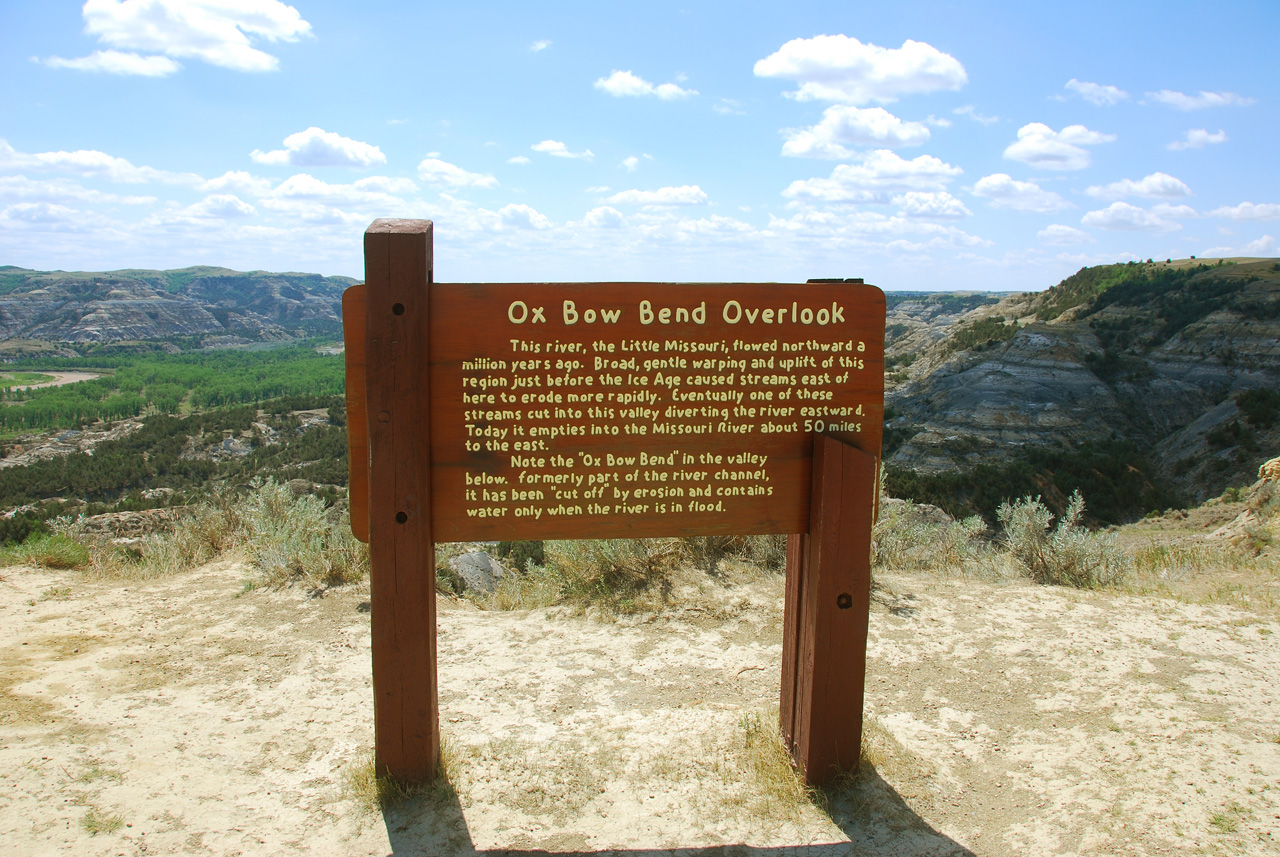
[429,282,883,541]
[346,219,884,787]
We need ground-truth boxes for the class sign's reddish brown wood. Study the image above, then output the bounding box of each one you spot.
[348,219,885,787]
[427,282,884,542]
[364,220,438,782]
[342,284,368,543]
[782,435,876,783]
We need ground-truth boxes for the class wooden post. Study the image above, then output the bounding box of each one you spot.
[364,219,438,782]
[341,284,368,544]
[780,434,876,784]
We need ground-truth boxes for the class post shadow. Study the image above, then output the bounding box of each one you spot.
[378,762,976,856]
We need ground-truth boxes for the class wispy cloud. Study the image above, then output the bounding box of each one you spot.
[1145,89,1255,110]
[1063,79,1129,106]
[594,70,697,100]
[1168,129,1227,150]
[531,140,594,159]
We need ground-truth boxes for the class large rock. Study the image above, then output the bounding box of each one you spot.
[448,551,507,594]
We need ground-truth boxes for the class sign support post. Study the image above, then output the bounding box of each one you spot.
[345,217,884,786]
[780,435,876,783]
[364,219,439,782]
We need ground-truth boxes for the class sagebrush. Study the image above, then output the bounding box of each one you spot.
[997,491,1129,588]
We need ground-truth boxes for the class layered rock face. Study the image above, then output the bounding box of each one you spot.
[0,266,354,344]
[885,260,1280,503]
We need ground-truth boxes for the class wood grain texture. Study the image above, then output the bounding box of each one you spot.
[341,284,368,543]
[783,434,876,784]
[364,219,438,782]
[427,282,885,541]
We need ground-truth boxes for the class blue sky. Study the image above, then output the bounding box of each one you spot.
[2,1,1277,291]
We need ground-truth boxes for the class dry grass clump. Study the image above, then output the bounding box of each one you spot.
[0,532,91,570]
[446,534,788,614]
[8,479,368,590]
[720,711,820,821]
[343,734,458,818]
[873,499,989,573]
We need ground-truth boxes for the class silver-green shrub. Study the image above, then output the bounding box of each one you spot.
[996,491,1129,588]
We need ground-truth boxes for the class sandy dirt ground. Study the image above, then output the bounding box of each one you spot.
[3,372,101,391]
[1,559,1278,856]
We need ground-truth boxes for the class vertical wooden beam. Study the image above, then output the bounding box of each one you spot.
[341,284,368,543]
[364,219,438,782]
[781,435,877,784]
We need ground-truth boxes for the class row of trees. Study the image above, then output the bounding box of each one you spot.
[0,346,344,432]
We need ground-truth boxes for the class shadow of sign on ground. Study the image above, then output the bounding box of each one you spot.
[379,762,977,856]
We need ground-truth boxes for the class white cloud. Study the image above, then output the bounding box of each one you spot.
[765,208,990,250]
[675,215,755,236]
[953,105,998,125]
[189,193,256,218]
[594,70,697,100]
[582,206,627,228]
[1207,202,1280,221]
[1003,122,1115,170]
[753,34,967,104]
[415,158,498,189]
[894,191,970,219]
[619,154,654,172]
[49,0,313,75]
[607,185,709,207]
[1038,224,1094,245]
[0,138,202,184]
[970,173,1071,213]
[1168,128,1228,151]
[1200,235,1278,257]
[506,156,531,165]
[1,202,84,226]
[1064,79,1128,106]
[1086,172,1192,200]
[1081,201,1188,232]
[198,170,272,196]
[529,39,551,52]
[250,127,386,168]
[0,175,156,205]
[781,106,930,159]
[499,203,551,230]
[353,176,417,194]
[1146,89,1255,110]
[713,98,746,116]
[531,140,593,159]
[43,49,180,76]
[584,186,611,193]
[265,174,415,210]
[782,150,962,204]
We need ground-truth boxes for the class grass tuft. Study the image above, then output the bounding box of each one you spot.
[80,805,124,836]
[344,734,457,817]
[0,532,90,569]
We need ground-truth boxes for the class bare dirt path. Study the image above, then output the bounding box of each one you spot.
[1,562,1277,856]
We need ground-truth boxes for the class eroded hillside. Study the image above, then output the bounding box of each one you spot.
[885,258,1280,515]
[0,266,353,346]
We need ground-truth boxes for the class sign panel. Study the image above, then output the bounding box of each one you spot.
[428,282,884,541]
